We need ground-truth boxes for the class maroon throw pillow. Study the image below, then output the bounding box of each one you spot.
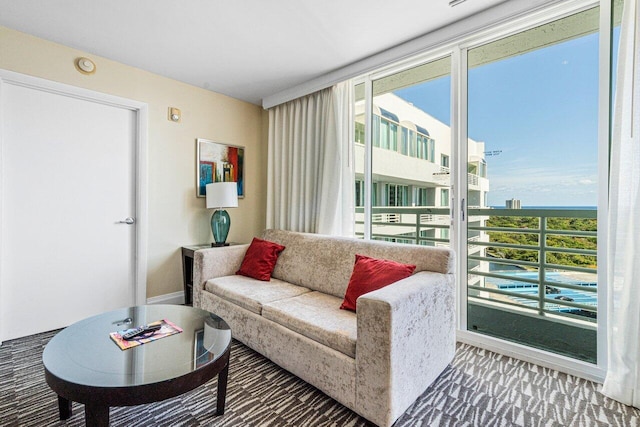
[340,254,416,312]
[236,237,286,281]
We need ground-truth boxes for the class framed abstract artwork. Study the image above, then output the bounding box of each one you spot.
[196,138,244,198]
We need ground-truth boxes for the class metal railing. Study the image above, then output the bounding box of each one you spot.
[435,166,481,187]
[468,208,597,324]
[355,206,450,246]
[354,207,598,324]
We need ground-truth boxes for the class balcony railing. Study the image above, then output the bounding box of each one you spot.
[435,166,482,187]
[468,208,597,324]
[355,206,450,246]
[354,207,598,325]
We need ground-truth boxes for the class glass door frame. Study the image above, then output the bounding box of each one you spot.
[352,0,610,382]
[353,45,456,242]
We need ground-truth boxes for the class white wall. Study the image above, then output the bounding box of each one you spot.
[0,26,267,298]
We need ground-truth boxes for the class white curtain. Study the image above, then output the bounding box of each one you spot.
[602,0,640,407]
[266,82,354,235]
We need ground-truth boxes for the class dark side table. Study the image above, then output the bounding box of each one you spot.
[182,243,239,305]
[182,244,213,306]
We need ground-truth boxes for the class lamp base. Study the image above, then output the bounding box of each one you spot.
[211,209,231,246]
[211,242,230,247]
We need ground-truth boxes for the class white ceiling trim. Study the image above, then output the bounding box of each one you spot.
[262,0,562,109]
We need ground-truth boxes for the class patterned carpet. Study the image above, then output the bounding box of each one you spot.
[1,329,639,427]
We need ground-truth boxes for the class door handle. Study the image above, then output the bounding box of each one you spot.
[117,217,135,225]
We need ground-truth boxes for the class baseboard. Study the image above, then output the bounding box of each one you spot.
[146,291,184,305]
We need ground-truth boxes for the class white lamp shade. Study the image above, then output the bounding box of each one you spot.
[206,182,239,209]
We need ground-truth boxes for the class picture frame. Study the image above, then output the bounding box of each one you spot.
[196,138,244,198]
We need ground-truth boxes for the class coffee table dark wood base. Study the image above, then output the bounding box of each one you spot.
[58,396,72,420]
[46,347,230,426]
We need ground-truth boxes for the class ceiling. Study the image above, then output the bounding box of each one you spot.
[0,0,506,105]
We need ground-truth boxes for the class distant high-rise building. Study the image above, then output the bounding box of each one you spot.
[506,198,521,209]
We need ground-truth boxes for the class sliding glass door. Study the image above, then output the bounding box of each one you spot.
[353,1,612,369]
[354,57,452,246]
[465,7,601,363]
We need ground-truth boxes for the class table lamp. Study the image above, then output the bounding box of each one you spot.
[206,182,238,246]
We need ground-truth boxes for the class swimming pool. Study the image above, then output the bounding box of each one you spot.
[485,271,597,318]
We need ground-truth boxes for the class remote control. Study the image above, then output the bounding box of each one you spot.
[121,324,162,340]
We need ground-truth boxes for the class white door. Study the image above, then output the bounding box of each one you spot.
[0,75,143,341]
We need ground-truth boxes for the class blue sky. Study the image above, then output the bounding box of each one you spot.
[395,31,603,207]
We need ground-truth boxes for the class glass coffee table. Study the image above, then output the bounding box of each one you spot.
[43,304,231,426]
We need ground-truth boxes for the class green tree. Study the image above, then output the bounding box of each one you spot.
[485,216,597,268]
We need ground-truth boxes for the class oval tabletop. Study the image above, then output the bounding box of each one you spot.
[43,304,231,389]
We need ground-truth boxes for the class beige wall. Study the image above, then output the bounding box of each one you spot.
[0,26,267,298]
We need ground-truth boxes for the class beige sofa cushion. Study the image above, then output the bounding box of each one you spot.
[205,275,311,315]
[262,229,454,298]
[262,291,357,358]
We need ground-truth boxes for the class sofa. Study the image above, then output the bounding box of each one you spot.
[193,229,456,427]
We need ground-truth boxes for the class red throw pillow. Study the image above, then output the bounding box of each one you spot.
[340,254,416,312]
[236,237,286,281]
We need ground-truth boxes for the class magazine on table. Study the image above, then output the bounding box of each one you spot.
[110,319,183,350]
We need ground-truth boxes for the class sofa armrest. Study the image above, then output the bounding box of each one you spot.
[355,271,455,427]
[192,244,249,308]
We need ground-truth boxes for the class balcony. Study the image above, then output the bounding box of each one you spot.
[433,166,487,191]
[467,208,597,319]
[354,206,598,363]
[355,206,450,247]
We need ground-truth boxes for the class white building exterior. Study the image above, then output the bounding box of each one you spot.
[354,92,490,250]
